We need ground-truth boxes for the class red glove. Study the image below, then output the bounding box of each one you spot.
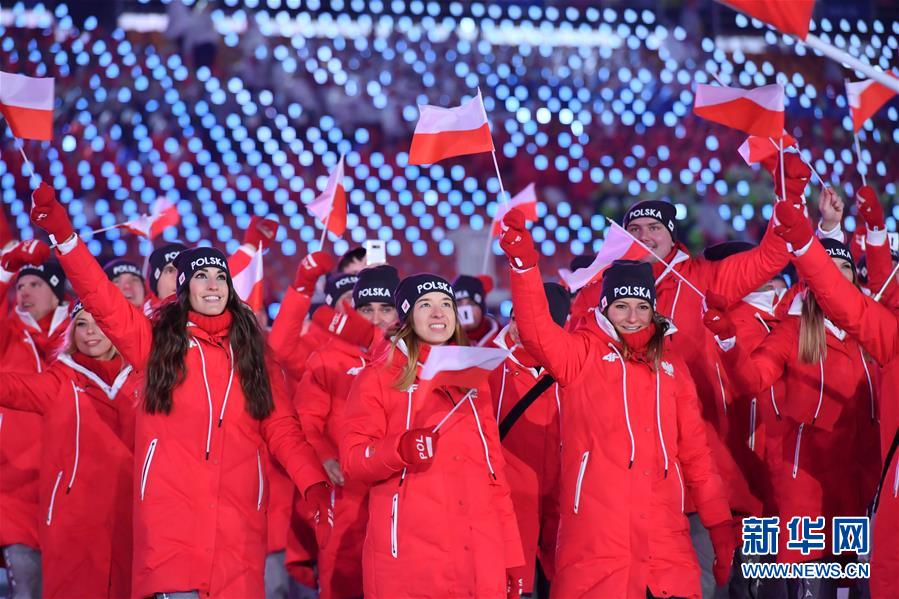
[506,567,526,599]
[499,209,539,270]
[293,251,335,294]
[476,274,495,295]
[708,520,737,586]
[30,182,74,243]
[312,303,377,348]
[305,481,333,548]
[243,216,280,251]
[773,201,813,249]
[856,186,886,232]
[773,154,811,202]
[1,239,50,273]
[702,291,736,340]
[398,428,439,466]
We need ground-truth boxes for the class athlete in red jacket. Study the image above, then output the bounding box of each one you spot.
[704,243,879,571]
[341,273,524,598]
[488,282,567,595]
[30,183,329,599]
[0,240,70,598]
[297,265,400,599]
[501,209,735,599]
[0,304,139,598]
[772,199,899,598]
[453,274,501,347]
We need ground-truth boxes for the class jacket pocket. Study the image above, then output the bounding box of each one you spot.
[574,450,589,514]
[674,461,685,513]
[140,438,158,501]
[46,470,63,526]
[256,449,264,511]
[390,492,399,558]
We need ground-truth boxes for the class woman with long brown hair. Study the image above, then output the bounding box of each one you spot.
[704,237,880,586]
[30,182,329,599]
[340,273,524,598]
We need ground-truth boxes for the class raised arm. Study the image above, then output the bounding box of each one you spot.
[0,240,52,308]
[0,366,65,414]
[260,358,327,497]
[340,369,408,485]
[29,183,153,367]
[500,209,591,386]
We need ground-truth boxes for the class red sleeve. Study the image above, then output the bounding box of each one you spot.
[701,220,792,303]
[260,358,327,496]
[866,235,895,299]
[0,367,64,413]
[793,238,899,365]
[340,368,408,484]
[675,361,732,527]
[508,266,592,386]
[269,288,312,371]
[718,319,794,397]
[57,239,153,368]
[295,351,339,463]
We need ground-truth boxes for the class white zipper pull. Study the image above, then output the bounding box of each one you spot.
[574,451,590,514]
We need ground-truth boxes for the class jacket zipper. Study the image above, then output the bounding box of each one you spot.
[748,398,757,451]
[140,438,158,501]
[674,461,685,513]
[256,449,264,511]
[715,362,727,415]
[390,492,399,558]
[46,470,63,525]
[67,384,81,492]
[574,450,589,514]
[23,332,42,373]
[792,424,804,479]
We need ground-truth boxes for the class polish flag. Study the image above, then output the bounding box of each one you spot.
[737,132,798,165]
[846,74,899,132]
[231,243,264,312]
[420,345,510,391]
[715,0,815,39]
[693,83,785,138]
[307,155,347,236]
[491,183,538,236]
[558,222,652,293]
[408,91,495,166]
[120,199,180,239]
[0,72,54,141]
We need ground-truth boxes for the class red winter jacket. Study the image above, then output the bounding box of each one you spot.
[716,294,787,518]
[340,343,524,598]
[0,302,69,550]
[0,354,139,598]
[56,239,326,599]
[297,336,372,599]
[510,265,731,599]
[488,326,561,593]
[789,238,899,597]
[718,293,880,562]
[466,314,501,347]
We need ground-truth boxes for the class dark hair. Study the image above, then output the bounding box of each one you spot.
[144,283,274,419]
[337,247,366,273]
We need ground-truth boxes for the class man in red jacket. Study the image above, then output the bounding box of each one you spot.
[103,258,146,309]
[453,274,500,347]
[0,241,71,599]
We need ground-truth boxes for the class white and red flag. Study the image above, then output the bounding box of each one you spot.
[231,243,264,312]
[559,222,652,293]
[120,199,180,239]
[846,74,899,132]
[408,91,495,166]
[693,83,785,138]
[307,155,347,236]
[491,183,538,236]
[737,132,797,165]
[715,0,815,39]
[0,71,54,141]
[420,345,510,392]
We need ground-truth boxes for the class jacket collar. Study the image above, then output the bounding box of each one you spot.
[654,248,691,286]
[15,302,70,337]
[57,352,134,400]
[493,324,541,379]
[743,289,784,317]
[787,293,847,341]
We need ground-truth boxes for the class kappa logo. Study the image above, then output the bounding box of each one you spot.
[416,280,453,295]
[661,361,674,377]
[602,352,619,362]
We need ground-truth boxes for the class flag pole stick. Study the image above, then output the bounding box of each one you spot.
[432,390,475,433]
[873,260,899,302]
[481,228,494,274]
[319,212,330,251]
[852,130,867,187]
[806,34,899,95]
[17,144,39,187]
[84,223,122,236]
[622,227,706,300]
[766,138,827,188]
